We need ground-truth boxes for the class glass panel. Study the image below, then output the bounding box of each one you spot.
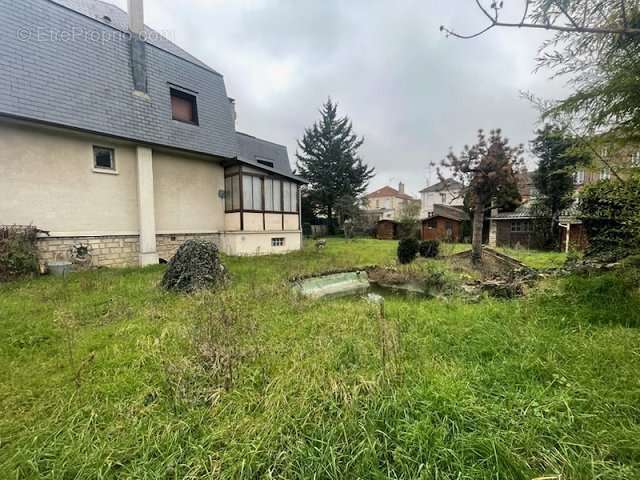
[273,180,282,212]
[264,178,273,211]
[283,182,291,212]
[291,184,298,213]
[225,177,232,211]
[232,176,240,210]
[252,177,263,211]
[243,175,253,210]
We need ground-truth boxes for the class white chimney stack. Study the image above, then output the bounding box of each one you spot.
[399,182,405,194]
[127,0,145,34]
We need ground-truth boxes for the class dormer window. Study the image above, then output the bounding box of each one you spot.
[170,88,199,125]
[256,157,275,168]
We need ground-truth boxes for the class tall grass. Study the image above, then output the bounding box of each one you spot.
[0,239,638,479]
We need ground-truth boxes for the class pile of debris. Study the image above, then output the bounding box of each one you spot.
[161,240,227,293]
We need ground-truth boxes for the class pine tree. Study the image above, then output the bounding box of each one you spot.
[296,99,375,234]
[531,125,588,248]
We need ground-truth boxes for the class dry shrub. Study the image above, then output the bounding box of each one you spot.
[161,240,227,293]
[0,225,40,281]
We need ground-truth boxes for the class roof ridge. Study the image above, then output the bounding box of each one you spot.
[45,0,222,76]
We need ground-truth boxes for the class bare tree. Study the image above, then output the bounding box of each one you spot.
[441,1,640,39]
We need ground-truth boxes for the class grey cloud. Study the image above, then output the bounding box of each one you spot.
[111,0,567,197]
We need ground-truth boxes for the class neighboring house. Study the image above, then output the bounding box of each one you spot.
[364,183,419,221]
[0,0,305,269]
[490,150,640,250]
[420,178,464,218]
[421,204,469,242]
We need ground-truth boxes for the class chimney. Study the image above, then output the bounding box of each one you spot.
[128,0,148,95]
[228,98,237,126]
[398,182,405,194]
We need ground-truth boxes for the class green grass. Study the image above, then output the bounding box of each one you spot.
[1,239,639,479]
[495,246,568,269]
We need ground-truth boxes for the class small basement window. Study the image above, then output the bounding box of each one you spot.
[170,88,199,125]
[93,146,115,171]
[271,237,285,247]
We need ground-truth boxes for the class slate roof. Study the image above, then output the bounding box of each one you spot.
[1,0,237,159]
[366,186,415,201]
[235,132,305,183]
[423,204,469,222]
[491,201,539,220]
[420,178,463,194]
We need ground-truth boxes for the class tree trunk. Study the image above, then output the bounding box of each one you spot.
[472,199,484,264]
[327,205,335,235]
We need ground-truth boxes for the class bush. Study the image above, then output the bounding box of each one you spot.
[397,238,419,264]
[161,240,227,293]
[419,240,440,258]
[579,175,640,260]
[0,225,39,282]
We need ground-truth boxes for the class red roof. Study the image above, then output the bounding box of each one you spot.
[366,186,415,201]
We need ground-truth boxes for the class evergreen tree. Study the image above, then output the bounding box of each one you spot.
[296,99,375,234]
[531,125,588,248]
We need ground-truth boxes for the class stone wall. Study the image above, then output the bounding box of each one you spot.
[37,233,222,270]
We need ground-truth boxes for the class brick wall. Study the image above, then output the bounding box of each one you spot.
[37,233,222,270]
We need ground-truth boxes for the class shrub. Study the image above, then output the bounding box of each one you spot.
[397,238,419,264]
[0,225,39,282]
[579,175,640,260]
[419,240,440,258]
[161,240,227,293]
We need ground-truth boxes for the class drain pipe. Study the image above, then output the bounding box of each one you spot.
[559,223,571,253]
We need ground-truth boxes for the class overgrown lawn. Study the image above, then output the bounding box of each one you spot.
[1,239,639,479]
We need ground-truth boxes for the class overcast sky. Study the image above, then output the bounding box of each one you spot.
[111,0,567,197]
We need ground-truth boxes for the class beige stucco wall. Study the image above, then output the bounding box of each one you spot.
[284,214,299,231]
[265,214,282,230]
[0,119,139,235]
[221,231,302,256]
[225,213,241,231]
[153,151,225,234]
[243,212,264,231]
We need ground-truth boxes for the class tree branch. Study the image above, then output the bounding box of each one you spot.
[552,0,582,29]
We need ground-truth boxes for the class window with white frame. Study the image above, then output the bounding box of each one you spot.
[574,170,585,185]
[93,146,115,171]
[271,237,285,247]
[440,193,447,204]
[632,152,640,168]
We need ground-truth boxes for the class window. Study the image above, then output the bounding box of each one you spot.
[271,237,285,247]
[599,169,611,181]
[283,182,291,212]
[511,220,530,233]
[256,157,275,168]
[264,178,282,211]
[93,146,115,171]
[224,175,240,211]
[242,175,263,211]
[632,152,640,168]
[170,88,198,125]
[574,170,585,185]
[440,193,447,204]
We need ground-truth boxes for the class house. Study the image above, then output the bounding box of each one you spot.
[420,178,464,218]
[489,149,640,250]
[0,0,305,269]
[421,204,469,242]
[364,183,419,221]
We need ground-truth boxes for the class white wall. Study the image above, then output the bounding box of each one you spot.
[421,189,463,217]
[0,119,139,235]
